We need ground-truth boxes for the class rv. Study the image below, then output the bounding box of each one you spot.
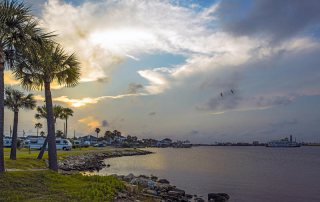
[24,136,72,150]
[3,137,12,147]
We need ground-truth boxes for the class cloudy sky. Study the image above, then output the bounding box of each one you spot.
[5,0,320,143]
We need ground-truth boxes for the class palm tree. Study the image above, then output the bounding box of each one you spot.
[0,0,51,172]
[4,87,36,160]
[35,104,64,124]
[61,107,73,138]
[34,122,42,137]
[13,42,80,171]
[40,131,45,137]
[56,130,63,138]
[35,104,66,160]
[95,128,101,139]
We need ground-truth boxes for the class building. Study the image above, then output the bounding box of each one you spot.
[78,135,98,145]
[157,138,172,147]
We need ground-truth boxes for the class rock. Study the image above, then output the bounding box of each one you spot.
[208,193,230,202]
[117,192,128,198]
[130,177,154,188]
[194,197,205,202]
[144,189,158,196]
[167,188,185,197]
[186,194,193,199]
[158,179,170,184]
[151,175,158,181]
[124,173,135,182]
[126,184,139,194]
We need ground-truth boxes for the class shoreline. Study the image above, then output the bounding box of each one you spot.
[58,148,230,202]
[57,149,153,172]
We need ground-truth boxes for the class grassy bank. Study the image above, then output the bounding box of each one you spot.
[0,170,124,202]
[4,147,114,170]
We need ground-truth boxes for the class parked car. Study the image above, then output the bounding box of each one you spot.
[94,142,107,147]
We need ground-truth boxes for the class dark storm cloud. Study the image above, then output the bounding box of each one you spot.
[197,94,293,112]
[102,120,109,127]
[197,93,243,111]
[127,83,144,94]
[220,0,320,41]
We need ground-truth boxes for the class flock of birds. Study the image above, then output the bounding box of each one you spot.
[220,89,235,97]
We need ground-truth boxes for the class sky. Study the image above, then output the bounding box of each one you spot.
[4,0,320,143]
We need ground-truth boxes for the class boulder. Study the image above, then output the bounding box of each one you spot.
[124,173,135,182]
[208,193,230,202]
[194,197,205,202]
[126,184,139,194]
[167,188,185,197]
[144,189,158,196]
[158,179,170,184]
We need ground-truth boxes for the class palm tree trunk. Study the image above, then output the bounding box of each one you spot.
[44,81,58,171]
[10,111,19,160]
[0,52,5,172]
[37,137,48,160]
[65,118,68,138]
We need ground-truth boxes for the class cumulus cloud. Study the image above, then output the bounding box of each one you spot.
[40,0,220,82]
[53,93,147,107]
[39,0,320,97]
[220,0,320,41]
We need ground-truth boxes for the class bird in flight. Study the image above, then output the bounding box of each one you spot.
[231,89,234,94]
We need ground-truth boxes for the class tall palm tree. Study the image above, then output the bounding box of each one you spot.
[95,128,101,139]
[4,87,36,160]
[13,42,80,171]
[34,122,42,137]
[35,104,65,160]
[35,104,64,124]
[61,107,73,138]
[0,0,51,172]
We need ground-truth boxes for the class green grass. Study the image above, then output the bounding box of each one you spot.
[0,170,125,202]
[3,147,127,170]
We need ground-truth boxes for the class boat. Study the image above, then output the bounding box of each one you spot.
[266,135,300,148]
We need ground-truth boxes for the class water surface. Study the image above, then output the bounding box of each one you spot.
[97,146,320,202]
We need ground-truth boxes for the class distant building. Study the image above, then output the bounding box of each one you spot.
[113,135,127,144]
[253,141,259,146]
[78,135,98,145]
[157,138,172,147]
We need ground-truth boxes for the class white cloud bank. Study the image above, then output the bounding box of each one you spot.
[40,0,320,111]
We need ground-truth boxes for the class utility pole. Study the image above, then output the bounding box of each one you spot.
[23,130,25,138]
[74,129,76,139]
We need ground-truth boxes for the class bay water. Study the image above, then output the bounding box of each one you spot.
[97,146,320,201]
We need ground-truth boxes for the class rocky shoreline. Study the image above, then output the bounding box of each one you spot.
[57,149,230,201]
[113,173,230,202]
[57,149,152,171]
